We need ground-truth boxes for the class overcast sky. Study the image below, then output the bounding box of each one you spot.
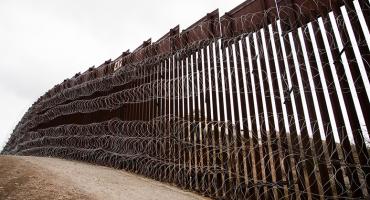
[0,0,245,150]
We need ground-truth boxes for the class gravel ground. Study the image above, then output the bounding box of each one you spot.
[0,155,208,200]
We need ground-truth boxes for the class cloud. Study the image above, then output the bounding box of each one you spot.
[0,87,31,150]
[0,0,245,151]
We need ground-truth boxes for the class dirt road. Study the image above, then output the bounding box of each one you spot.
[0,155,208,200]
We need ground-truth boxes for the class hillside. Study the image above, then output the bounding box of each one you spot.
[0,156,207,200]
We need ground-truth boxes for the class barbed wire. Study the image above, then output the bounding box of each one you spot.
[2,1,370,199]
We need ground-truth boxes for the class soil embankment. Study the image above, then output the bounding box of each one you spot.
[0,155,207,200]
